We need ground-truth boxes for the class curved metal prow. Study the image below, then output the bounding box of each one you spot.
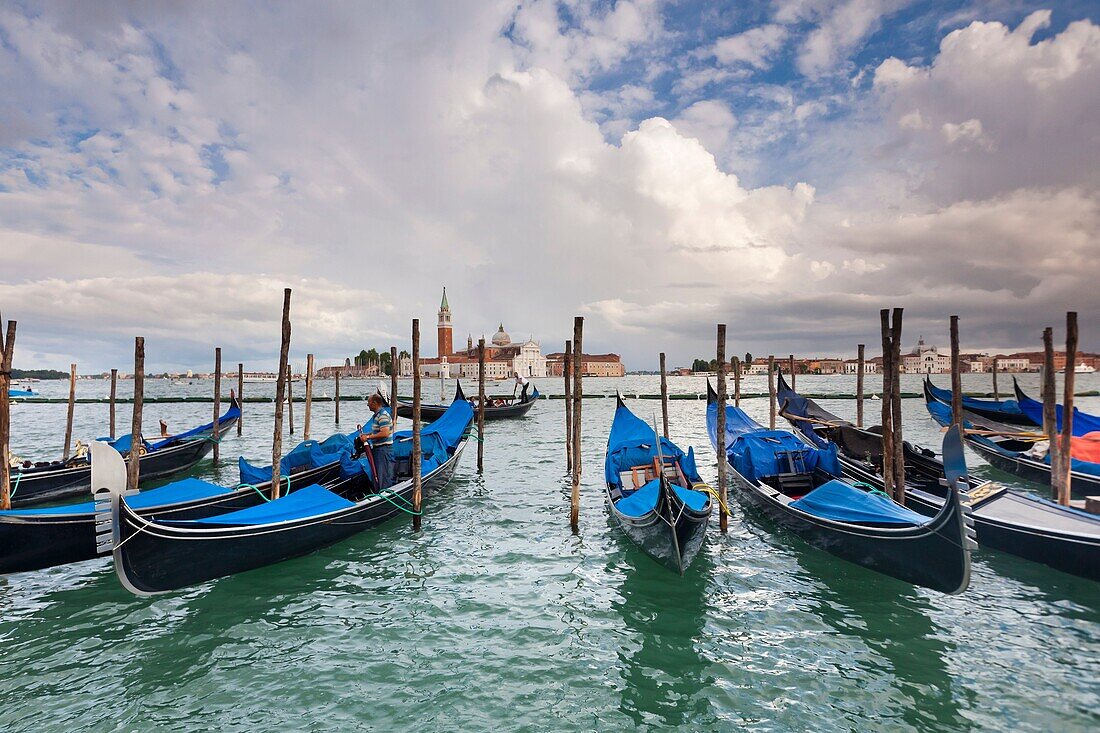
[90,441,130,556]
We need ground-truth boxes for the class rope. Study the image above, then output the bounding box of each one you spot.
[235,475,290,502]
[692,482,734,518]
[9,470,21,499]
[370,486,422,515]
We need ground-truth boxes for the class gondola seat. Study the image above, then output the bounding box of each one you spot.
[615,478,709,517]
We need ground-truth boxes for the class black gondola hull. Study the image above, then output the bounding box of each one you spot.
[605,484,711,574]
[9,408,240,506]
[0,461,343,575]
[728,470,972,594]
[397,381,537,421]
[113,443,466,594]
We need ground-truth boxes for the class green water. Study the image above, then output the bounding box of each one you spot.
[2,374,1098,731]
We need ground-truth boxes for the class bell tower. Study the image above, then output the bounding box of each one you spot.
[437,287,453,358]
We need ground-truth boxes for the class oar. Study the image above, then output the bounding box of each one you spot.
[779,408,847,429]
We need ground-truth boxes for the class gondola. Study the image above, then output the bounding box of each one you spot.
[924,378,1037,427]
[0,427,361,575]
[707,381,973,594]
[779,373,1100,581]
[6,398,242,507]
[104,396,474,595]
[604,396,712,574]
[1014,379,1100,437]
[397,380,538,421]
[924,382,1100,497]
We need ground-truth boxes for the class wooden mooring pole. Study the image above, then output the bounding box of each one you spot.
[0,316,17,510]
[992,357,1000,402]
[62,363,76,460]
[109,368,118,440]
[390,346,398,429]
[272,289,292,498]
[411,319,423,531]
[237,363,244,435]
[212,347,222,462]
[950,316,962,429]
[890,308,905,500]
[733,356,741,407]
[717,325,728,533]
[1042,327,1058,501]
[1059,312,1078,505]
[564,339,572,473]
[880,310,895,498]
[767,355,776,429]
[856,344,865,428]
[659,352,669,440]
[303,353,314,441]
[478,338,486,474]
[334,371,341,425]
[127,338,144,491]
[286,364,295,435]
[788,354,796,389]
[570,318,583,531]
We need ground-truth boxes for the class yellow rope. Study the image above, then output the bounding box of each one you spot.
[691,482,734,518]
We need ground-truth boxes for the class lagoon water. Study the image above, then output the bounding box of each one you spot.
[1,373,1098,731]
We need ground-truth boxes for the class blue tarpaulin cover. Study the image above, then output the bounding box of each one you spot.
[0,477,230,516]
[615,478,710,517]
[790,479,925,525]
[926,381,1026,418]
[706,398,841,483]
[605,400,702,487]
[98,401,241,454]
[181,484,354,525]
[1017,391,1100,437]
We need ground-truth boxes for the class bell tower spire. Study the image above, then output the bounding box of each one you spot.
[437,286,453,358]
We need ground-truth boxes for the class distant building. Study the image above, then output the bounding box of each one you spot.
[401,289,548,379]
[545,352,626,377]
[843,359,878,374]
[901,336,951,374]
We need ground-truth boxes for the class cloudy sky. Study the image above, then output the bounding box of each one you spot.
[1,0,1097,371]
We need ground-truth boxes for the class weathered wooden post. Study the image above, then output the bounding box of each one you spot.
[570,318,583,531]
[880,310,895,497]
[717,325,729,533]
[411,319,423,531]
[286,364,295,435]
[1042,326,1058,500]
[992,357,1000,402]
[303,353,314,441]
[212,347,222,462]
[767,355,776,429]
[1059,312,1078,505]
[109,368,118,440]
[733,355,741,407]
[237,362,244,435]
[334,370,341,425]
[62,363,77,460]
[271,289,292,499]
[788,354,796,389]
[659,352,669,439]
[950,315,962,429]
[890,308,905,498]
[856,344,865,428]
[127,338,145,491]
[390,346,398,429]
[478,338,486,474]
[564,340,572,473]
[0,316,17,510]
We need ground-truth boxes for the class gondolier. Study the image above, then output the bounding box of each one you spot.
[513,371,528,398]
[359,390,395,490]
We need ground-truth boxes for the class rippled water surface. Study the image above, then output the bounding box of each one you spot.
[2,374,1098,731]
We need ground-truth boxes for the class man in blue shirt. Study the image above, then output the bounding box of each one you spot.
[358,391,394,490]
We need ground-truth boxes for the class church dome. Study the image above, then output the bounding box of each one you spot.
[492,323,510,346]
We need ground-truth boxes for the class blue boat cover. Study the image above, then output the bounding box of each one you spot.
[790,479,925,525]
[103,433,153,455]
[615,478,709,517]
[605,400,702,487]
[706,399,840,483]
[1017,391,1100,437]
[181,484,354,525]
[926,381,1026,418]
[239,431,360,486]
[0,477,231,516]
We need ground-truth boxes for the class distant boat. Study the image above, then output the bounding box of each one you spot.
[9,387,37,397]
[1073,364,1096,374]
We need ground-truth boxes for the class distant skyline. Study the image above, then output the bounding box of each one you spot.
[1,1,1097,372]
